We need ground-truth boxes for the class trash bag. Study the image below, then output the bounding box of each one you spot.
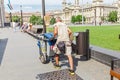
[57,41,65,53]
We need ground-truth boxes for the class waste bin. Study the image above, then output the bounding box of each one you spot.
[76,29,90,60]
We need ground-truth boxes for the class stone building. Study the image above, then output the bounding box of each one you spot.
[118,0,120,22]
[5,12,41,23]
[51,0,120,25]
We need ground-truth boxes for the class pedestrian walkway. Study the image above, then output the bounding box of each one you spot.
[0,28,115,80]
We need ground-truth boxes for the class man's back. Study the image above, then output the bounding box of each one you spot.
[54,22,70,41]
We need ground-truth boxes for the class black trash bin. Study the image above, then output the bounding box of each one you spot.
[76,29,90,60]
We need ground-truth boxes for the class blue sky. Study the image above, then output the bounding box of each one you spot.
[4,0,117,5]
[4,0,117,12]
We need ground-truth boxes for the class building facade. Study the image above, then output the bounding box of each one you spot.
[5,12,41,23]
[51,0,120,25]
[118,0,120,22]
[2,0,120,26]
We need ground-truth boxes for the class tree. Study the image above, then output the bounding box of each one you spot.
[29,15,37,25]
[76,15,86,23]
[29,15,43,25]
[12,16,20,22]
[101,16,105,22]
[76,15,82,23]
[108,11,118,22]
[50,17,56,25]
[36,16,43,25]
[83,16,86,22]
[71,15,76,24]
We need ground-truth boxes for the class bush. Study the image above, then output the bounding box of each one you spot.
[108,11,118,22]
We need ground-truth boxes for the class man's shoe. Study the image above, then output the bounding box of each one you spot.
[54,64,61,69]
[69,69,75,75]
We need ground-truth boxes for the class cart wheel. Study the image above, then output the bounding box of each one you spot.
[39,55,46,64]
[39,55,50,64]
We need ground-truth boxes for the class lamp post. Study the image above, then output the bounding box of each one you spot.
[94,8,96,26]
[42,0,46,33]
[20,5,23,27]
[82,0,84,25]
[9,12,12,22]
[42,0,47,52]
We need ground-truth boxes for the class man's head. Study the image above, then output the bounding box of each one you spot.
[55,17,62,22]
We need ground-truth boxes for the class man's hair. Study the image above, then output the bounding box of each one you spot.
[56,17,62,22]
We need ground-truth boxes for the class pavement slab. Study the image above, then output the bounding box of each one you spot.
[0,28,117,80]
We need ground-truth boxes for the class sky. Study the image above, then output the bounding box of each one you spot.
[4,0,117,5]
[4,0,117,12]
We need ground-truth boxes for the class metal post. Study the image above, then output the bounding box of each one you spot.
[42,0,46,33]
[20,5,23,27]
[94,8,96,26]
[111,60,114,80]
[9,12,12,22]
[82,0,84,25]
[42,0,47,54]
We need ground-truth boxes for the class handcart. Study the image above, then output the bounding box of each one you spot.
[37,33,56,64]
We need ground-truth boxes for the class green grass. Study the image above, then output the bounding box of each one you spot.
[47,25,120,52]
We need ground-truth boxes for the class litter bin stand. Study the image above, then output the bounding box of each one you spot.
[75,29,90,60]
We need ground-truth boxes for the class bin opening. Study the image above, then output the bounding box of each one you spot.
[31,26,43,34]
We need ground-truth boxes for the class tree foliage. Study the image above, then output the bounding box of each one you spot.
[71,15,86,24]
[29,15,43,25]
[101,16,106,21]
[12,16,20,22]
[76,15,82,23]
[50,17,56,25]
[71,15,76,23]
[108,11,118,22]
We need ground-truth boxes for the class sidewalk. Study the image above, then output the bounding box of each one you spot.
[0,28,113,80]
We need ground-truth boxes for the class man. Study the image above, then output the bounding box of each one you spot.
[53,17,74,75]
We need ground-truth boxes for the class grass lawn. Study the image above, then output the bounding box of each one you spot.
[47,25,120,52]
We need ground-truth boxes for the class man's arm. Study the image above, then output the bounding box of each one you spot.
[68,27,74,41]
[67,27,72,36]
[54,26,58,37]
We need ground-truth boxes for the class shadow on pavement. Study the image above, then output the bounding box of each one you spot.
[52,54,89,72]
[73,55,89,71]
[0,38,8,65]
[37,53,89,75]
